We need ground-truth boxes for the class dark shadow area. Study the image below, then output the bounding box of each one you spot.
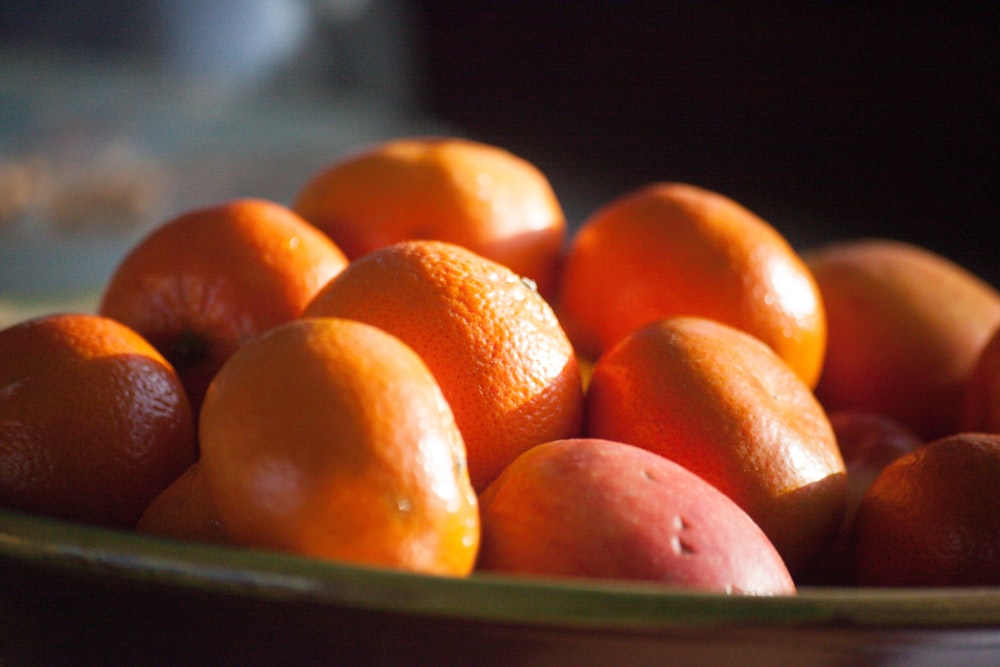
[414,3,998,286]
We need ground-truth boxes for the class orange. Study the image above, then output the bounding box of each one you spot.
[961,324,1000,433]
[303,239,584,492]
[0,313,196,528]
[99,198,349,413]
[477,438,796,595]
[556,182,826,387]
[852,432,1000,587]
[805,238,1000,439]
[798,410,921,585]
[292,136,567,298]
[198,317,479,576]
[584,316,845,573]
[135,462,225,545]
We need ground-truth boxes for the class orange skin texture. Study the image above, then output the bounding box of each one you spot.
[0,313,196,528]
[852,432,1000,587]
[198,317,480,576]
[293,137,567,298]
[303,240,584,492]
[584,316,845,574]
[556,182,826,388]
[799,411,921,585]
[136,461,226,545]
[805,239,1000,440]
[99,198,349,413]
[477,438,796,595]
[961,324,1000,433]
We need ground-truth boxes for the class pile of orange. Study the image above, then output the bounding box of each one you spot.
[2,135,999,590]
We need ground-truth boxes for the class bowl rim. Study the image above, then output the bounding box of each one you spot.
[2,506,998,632]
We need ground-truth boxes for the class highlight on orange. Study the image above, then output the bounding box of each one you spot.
[293,136,568,298]
[584,316,846,574]
[303,239,584,492]
[556,182,827,388]
[99,198,349,413]
[198,317,480,576]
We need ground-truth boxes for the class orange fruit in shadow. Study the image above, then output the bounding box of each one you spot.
[198,317,479,575]
[292,137,567,298]
[136,462,225,545]
[303,240,584,492]
[805,239,1000,440]
[798,410,921,585]
[0,313,196,528]
[99,198,349,413]
[477,438,796,595]
[852,432,1000,587]
[584,316,845,574]
[556,182,826,387]
[962,324,1000,433]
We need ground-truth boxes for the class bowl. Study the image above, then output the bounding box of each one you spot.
[1,507,998,666]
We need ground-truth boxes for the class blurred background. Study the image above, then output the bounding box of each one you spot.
[1,1,997,296]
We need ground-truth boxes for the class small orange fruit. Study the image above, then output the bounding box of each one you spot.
[556,182,826,387]
[805,239,1000,439]
[0,313,196,528]
[852,432,1000,587]
[584,316,845,573]
[477,438,796,595]
[303,240,584,492]
[135,462,225,545]
[198,317,479,576]
[961,324,1000,433]
[293,137,567,298]
[99,198,349,413]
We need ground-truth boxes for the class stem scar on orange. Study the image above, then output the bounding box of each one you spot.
[99,198,349,414]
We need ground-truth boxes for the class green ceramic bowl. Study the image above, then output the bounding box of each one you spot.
[1,507,998,666]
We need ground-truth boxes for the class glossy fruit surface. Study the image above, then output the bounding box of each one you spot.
[304,240,583,492]
[477,438,796,595]
[585,316,845,573]
[99,198,349,412]
[198,317,479,576]
[293,137,567,297]
[557,182,826,387]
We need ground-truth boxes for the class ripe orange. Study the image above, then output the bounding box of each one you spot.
[303,240,584,492]
[961,324,1000,433]
[292,137,567,298]
[99,198,349,413]
[0,313,196,528]
[805,239,1000,439]
[477,438,796,595]
[852,432,1000,587]
[198,317,479,576]
[135,462,225,545]
[584,316,845,573]
[556,182,826,387]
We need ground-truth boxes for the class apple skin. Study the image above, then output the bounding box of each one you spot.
[476,438,795,595]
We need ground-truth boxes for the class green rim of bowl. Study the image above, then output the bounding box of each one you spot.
[1,507,997,631]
